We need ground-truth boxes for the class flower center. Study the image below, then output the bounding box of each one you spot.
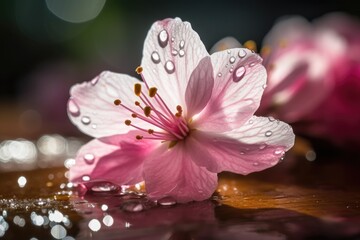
[114,66,190,147]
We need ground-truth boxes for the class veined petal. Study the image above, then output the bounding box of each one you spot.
[70,131,154,185]
[188,116,294,174]
[185,57,214,117]
[141,18,209,111]
[143,143,218,203]
[68,71,152,138]
[194,48,266,132]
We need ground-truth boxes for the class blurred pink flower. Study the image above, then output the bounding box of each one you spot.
[67,18,294,203]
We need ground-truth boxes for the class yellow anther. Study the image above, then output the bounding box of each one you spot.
[168,141,178,149]
[144,106,152,117]
[148,129,154,134]
[114,99,121,106]
[135,101,140,106]
[131,113,137,118]
[135,66,143,74]
[134,83,142,96]
[148,87,158,97]
[136,135,143,140]
[243,40,257,52]
[125,120,131,126]
[260,45,271,57]
[175,112,181,118]
[176,105,182,112]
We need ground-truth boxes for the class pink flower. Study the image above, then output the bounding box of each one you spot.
[67,18,295,203]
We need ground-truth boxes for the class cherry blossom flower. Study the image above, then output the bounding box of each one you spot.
[67,18,295,203]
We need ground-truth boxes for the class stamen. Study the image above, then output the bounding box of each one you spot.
[244,40,257,52]
[136,135,143,140]
[148,129,154,134]
[114,99,121,106]
[148,87,158,97]
[135,66,143,74]
[144,106,152,117]
[260,45,271,56]
[176,105,182,112]
[168,141,178,149]
[135,101,140,106]
[134,83,142,96]
[125,120,132,126]
[131,113,137,118]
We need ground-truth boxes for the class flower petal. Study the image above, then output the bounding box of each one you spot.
[188,116,295,174]
[194,48,266,132]
[70,131,154,185]
[141,18,209,111]
[185,56,214,117]
[68,71,152,138]
[143,143,218,203]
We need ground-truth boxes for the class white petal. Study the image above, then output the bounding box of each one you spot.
[68,71,151,138]
[141,18,209,111]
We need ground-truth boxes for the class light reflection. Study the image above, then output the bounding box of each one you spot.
[102,215,114,227]
[50,224,67,239]
[101,204,108,211]
[49,210,64,223]
[17,176,27,188]
[88,219,101,232]
[0,139,37,164]
[37,134,66,156]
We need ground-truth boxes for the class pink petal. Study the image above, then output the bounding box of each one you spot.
[188,116,294,174]
[185,57,214,117]
[143,143,218,203]
[70,131,154,185]
[68,71,152,138]
[141,18,209,112]
[194,48,266,132]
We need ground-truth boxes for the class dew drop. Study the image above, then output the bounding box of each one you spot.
[171,37,175,42]
[262,84,267,89]
[233,66,246,82]
[217,73,222,77]
[158,196,177,206]
[81,116,91,125]
[268,116,275,122]
[249,62,257,67]
[83,154,95,164]
[68,99,80,117]
[253,162,259,166]
[229,68,233,73]
[227,50,231,54]
[229,56,236,64]
[179,40,185,49]
[274,148,284,155]
[91,124,97,129]
[91,76,99,86]
[179,49,185,57]
[158,30,169,48]
[259,144,267,150]
[151,51,161,64]
[171,50,178,56]
[248,119,254,124]
[121,202,144,212]
[91,182,119,192]
[164,60,175,74]
[238,49,247,58]
[265,130,273,137]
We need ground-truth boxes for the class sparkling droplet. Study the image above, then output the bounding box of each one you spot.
[179,40,185,49]
[164,60,175,74]
[259,144,266,150]
[240,151,245,155]
[158,196,177,206]
[217,73,222,77]
[249,62,257,67]
[274,148,284,155]
[82,175,91,181]
[91,76,99,85]
[83,154,95,164]
[227,50,231,54]
[171,37,175,42]
[91,124,97,129]
[171,50,178,56]
[233,66,246,82]
[91,182,119,192]
[81,116,91,125]
[265,130,272,137]
[151,51,161,64]
[253,162,259,166]
[178,49,185,57]
[121,202,144,212]
[68,99,80,117]
[229,68,233,73]
[248,119,254,124]
[262,84,267,89]
[229,56,236,64]
[158,30,169,48]
[238,49,247,58]
[268,116,275,122]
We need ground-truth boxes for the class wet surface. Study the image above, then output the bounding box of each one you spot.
[1,155,360,239]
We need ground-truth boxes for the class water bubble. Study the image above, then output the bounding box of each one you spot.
[91,76,99,86]
[83,153,95,164]
[249,62,257,67]
[229,56,236,64]
[179,40,185,49]
[265,131,272,137]
[217,73,222,77]
[164,60,175,74]
[91,182,119,192]
[233,66,246,82]
[121,202,144,212]
[171,50,178,56]
[81,116,91,125]
[238,49,247,58]
[151,51,160,64]
[68,99,80,117]
[158,196,177,206]
[178,49,185,57]
[158,30,169,48]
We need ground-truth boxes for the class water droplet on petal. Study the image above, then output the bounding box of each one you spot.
[91,124,97,129]
[229,56,236,64]
[217,73,222,77]
[83,153,95,164]
[121,202,144,212]
[249,62,257,67]
[229,68,233,73]
[171,37,175,42]
[240,151,245,155]
[259,144,266,150]
[178,49,185,57]
[164,60,175,74]
[158,196,177,206]
[91,182,119,192]
[82,175,91,181]
[233,66,246,82]
[268,116,275,122]
[81,116,91,125]
[238,49,247,58]
[274,148,284,155]
[265,130,272,137]
[227,50,231,54]
[253,162,259,166]
[68,99,80,117]
[262,84,267,89]
[179,40,185,49]
[158,30,169,48]
[171,50,178,56]
[151,51,161,64]
[248,119,254,124]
